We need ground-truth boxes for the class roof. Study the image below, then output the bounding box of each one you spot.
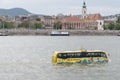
[63,16,82,22]
[55,50,106,53]
[87,13,103,20]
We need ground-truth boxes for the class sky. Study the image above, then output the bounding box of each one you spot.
[0,0,120,16]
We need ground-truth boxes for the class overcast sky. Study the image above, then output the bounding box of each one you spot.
[0,0,120,16]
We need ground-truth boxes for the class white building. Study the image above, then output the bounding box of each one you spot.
[97,20,104,30]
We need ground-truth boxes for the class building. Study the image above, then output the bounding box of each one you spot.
[41,16,54,29]
[97,20,104,30]
[55,15,97,30]
[87,13,104,30]
[54,1,105,30]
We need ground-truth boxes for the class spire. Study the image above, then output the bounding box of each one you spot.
[82,1,87,19]
[83,2,86,8]
[84,2,85,5]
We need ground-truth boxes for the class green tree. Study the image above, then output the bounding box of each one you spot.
[108,23,114,30]
[36,18,41,21]
[4,22,15,29]
[54,21,62,29]
[115,23,120,30]
[34,23,42,29]
[103,24,108,30]
[116,16,120,23]
[18,21,29,29]
[114,16,120,30]
[103,16,120,30]
[18,22,25,28]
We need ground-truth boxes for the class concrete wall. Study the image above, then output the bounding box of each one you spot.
[0,29,119,36]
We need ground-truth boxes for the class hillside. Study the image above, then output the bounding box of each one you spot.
[0,8,31,17]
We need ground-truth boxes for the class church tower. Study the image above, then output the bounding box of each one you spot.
[82,2,87,19]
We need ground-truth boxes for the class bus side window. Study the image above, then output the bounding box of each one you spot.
[62,53,67,59]
[57,53,62,58]
[97,52,101,57]
[86,52,91,57]
[94,52,98,57]
[74,53,78,58]
[91,53,94,57]
[77,53,81,58]
[67,53,73,58]
[81,52,87,57]
[57,53,67,59]
[67,53,70,58]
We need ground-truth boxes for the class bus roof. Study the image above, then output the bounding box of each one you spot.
[54,50,108,54]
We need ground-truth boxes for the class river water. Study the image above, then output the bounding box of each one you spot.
[0,36,120,80]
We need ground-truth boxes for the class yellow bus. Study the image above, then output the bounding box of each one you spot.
[52,49,110,64]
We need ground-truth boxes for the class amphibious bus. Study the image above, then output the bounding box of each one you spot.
[52,49,110,64]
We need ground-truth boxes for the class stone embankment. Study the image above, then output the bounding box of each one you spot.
[0,29,119,36]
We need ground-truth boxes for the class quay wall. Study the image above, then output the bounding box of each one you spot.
[0,29,120,36]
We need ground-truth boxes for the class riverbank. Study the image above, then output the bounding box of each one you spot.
[0,29,120,36]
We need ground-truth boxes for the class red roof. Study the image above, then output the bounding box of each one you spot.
[87,13,102,20]
[62,16,82,22]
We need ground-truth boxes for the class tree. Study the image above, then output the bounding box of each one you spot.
[18,21,30,29]
[116,16,120,23]
[4,22,15,29]
[114,16,120,30]
[103,16,120,30]
[34,23,42,29]
[36,18,41,21]
[54,21,62,29]
[108,23,114,30]
[103,24,108,30]
[115,23,120,30]
[18,22,25,28]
